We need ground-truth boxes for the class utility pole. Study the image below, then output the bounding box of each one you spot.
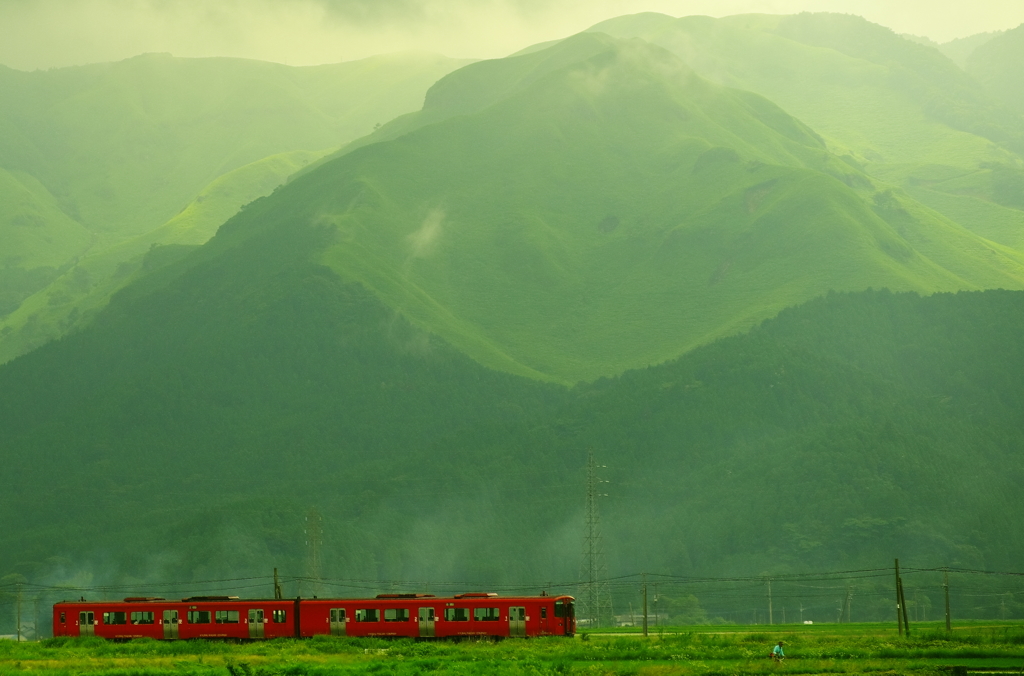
[895,559,903,637]
[274,568,283,600]
[578,450,611,628]
[34,596,40,641]
[653,583,659,629]
[943,567,951,632]
[767,578,773,625]
[305,509,324,598]
[16,583,22,642]
[898,571,910,637]
[838,587,852,623]
[642,574,648,637]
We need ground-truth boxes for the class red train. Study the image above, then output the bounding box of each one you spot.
[54,592,575,640]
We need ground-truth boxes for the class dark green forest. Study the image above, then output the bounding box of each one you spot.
[2,183,1023,623]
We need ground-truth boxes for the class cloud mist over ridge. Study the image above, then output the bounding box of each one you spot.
[1,0,1023,71]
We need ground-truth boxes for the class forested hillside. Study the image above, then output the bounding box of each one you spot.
[3,11,1024,634]
[2,168,1023,617]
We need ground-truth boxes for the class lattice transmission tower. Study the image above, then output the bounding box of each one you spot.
[578,450,613,627]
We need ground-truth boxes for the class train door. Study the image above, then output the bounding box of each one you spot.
[417,607,435,638]
[555,599,575,636]
[248,609,265,639]
[508,606,526,638]
[163,610,179,639]
[330,608,346,637]
[79,611,94,637]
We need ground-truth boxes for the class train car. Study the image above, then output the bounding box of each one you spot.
[54,593,574,640]
[300,592,575,639]
[53,596,297,640]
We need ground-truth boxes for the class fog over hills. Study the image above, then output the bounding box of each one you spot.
[2,7,1024,629]
[265,32,1024,383]
[0,51,469,362]
[966,23,1024,114]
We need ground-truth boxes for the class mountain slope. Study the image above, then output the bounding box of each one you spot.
[0,51,469,329]
[2,189,1024,612]
[966,23,1024,113]
[0,149,325,363]
[265,33,1024,382]
[588,12,1022,165]
[584,12,1024,252]
[0,167,93,315]
[939,31,1003,68]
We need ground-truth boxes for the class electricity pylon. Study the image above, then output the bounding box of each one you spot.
[578,450,612,627]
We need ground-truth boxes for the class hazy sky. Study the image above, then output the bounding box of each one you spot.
[1,0,1022,71]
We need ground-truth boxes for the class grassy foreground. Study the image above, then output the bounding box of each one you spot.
[2,623,1023,675]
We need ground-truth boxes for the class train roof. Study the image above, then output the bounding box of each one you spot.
[55,593,574,605]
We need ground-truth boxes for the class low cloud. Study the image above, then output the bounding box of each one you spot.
[0,0,1022,71]
[407,208,444,259]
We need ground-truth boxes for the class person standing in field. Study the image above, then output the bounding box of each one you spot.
[772,641,785,662]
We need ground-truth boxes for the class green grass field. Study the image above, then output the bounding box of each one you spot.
[2,622,1022,675]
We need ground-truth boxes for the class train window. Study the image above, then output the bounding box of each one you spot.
[554,601,565,618]
[60,612,65,623]
[473,608,500,622]
[215,610,240,624]
[130,611,155,625]
[103,612,127,625]
[273,610,287,623]
[444,608,469,622]
[541,607,547,619]
[330,608,345,622]
[188,611,211,624]
[383,608,409,622]
[355,609,379,622]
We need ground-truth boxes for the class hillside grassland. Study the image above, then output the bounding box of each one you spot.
[0,149,326,364]
[0,51,469,362]
[299,33,1024,382]
[586,12,1024,248]
[1,623,1022,675]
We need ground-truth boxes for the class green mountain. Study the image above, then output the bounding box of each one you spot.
[0,167,93,316]
[0,51,469,334]
[2,177,1023,619]
[584,12,1024,252]
[939,31,1003,69]
[587,12,1023,161]
[4,22,1024,627]
[0,149,323,363]
[966,23,1024,113]
[239,32,1024,383]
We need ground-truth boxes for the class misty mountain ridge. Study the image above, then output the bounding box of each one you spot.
[0,49,469,362]
[2,217,1024,598]
[245,31,1024,383]
[3,9,1024,623]
[583,13,1024,297]
[966,22,1024,114]
[6,12,1024,375]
